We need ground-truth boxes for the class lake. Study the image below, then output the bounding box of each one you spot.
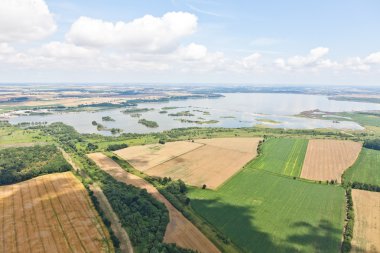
[9,93,380,134]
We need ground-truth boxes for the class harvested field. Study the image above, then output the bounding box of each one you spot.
[0,172,112,253]
[352,190,380,253]
[148,144,258,189]
[88,153,220,253]
[114,141,203,171]
[195,137,261,153]
[300,140,362,182]
[116,138,262,189]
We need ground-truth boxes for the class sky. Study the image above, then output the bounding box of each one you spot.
[0,0,379,86]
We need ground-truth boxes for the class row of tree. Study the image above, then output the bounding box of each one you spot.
[341,188,354,253]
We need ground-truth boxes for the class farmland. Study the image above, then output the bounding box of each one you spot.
[114,141,203,171]
[301,140,362,182]
[343,148,380,187]
[246,138,308,177]
[351,190,380,253]
[188,169,346,252]
[88,152,220,253]
[0,172,112,253]
[116,138,262,189]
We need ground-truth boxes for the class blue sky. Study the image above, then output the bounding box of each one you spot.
[0,0,379,85]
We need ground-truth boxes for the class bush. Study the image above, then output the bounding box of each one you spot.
[106,143,128,151]
[363,138,380,150]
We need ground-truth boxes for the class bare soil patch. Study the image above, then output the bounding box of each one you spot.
[114,141,203,171]
[351,190,380,253]
[300,140,362,182]
[88,153,220,253]
[0,172,112,253]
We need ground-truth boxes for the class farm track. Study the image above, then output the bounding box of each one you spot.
[90,184,134,253]
[88,152,220,253]
[0,172,112,253]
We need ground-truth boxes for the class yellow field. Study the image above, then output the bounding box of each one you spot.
[115,138,262,189]
[114,141,203,171]
[352,190,380,253]
[195,137,261,153]
[300,139,362,182]
[0,172,112,253]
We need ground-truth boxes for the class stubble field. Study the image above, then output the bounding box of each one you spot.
[301,139,362,182]
[116,138,262,189]
[351,189,380,253]
[114,141,203,171]
[0,172,112,253]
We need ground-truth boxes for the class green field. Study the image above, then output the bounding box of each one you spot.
[343,148,380,186]
[339,112,380,127]
[248,138,308,177]
[188,169,345,252]
[0,125,51,147]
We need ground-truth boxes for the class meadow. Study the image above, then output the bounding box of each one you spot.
[188,169,346,252]
[343,148,380,187]
[245,138,308,177]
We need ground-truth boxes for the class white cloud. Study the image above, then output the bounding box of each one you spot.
[37,42,98,59]
[239,53,261,69]
[176,43,208,60]
[66,12,198,53]
[0,0,56,42]
[275,47,339,71]
[365,52,380,64]
[0,43,15,54]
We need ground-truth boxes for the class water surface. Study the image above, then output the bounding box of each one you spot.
[9,93,379,134]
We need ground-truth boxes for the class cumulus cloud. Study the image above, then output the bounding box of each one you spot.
[274,47,340,71]
[37,42,98,59]
[0,0,56,42]
[239,53,262,69]
[176,43,208,61]
[66,12,198,53]
[366,52,380,64]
